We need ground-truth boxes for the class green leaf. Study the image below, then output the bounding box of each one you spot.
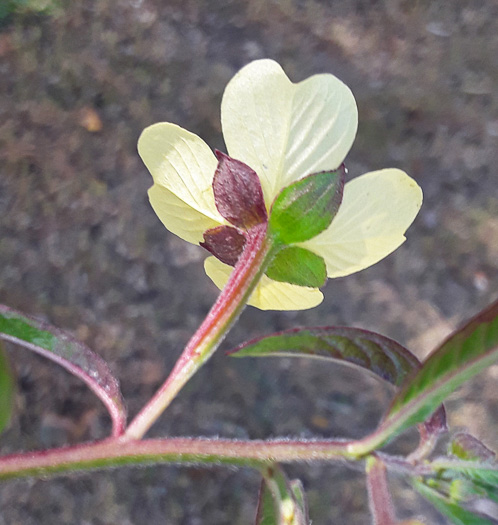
[0,343,14,434]
[257,466,309,525]
[265,246,327,288]
[423,457,498,506]
[376,300,498,444]
[269,168,344,244]
[0,305,127,437]
[230,326,420,387]
[448,478,494,505]
[431,456,498,504]
[255,479,279,525]
[445,434,498,499]
[232,325,448,459]
[412,478,497,524]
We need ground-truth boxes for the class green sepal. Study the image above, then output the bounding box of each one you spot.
[268,167,345,244]
[265,246,327,288]
[256,466,309,525]
[255,479,278,525]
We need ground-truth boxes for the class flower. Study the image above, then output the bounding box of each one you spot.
[138,59,422,311]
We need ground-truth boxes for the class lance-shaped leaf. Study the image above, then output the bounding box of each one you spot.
[0,343,14,434]
[0,305,127,437]
[269,167,345,244]
[265,246,327,288]
[412,478,498,525]
[374,299,498,445]
[430,439,498,505]
[256,466,309,525]
[230,326,419,387]
[423,458,498,507]
[213,150,267,230]
[231,326,447,454]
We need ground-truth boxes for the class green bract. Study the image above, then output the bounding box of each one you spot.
[269,168,344,244]
[265,246,327,288]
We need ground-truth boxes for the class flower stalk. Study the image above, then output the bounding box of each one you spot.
[125,223,273,440]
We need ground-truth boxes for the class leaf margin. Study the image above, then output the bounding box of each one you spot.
[0,305,127,437]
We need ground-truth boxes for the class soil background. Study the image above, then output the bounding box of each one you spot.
[0,1,497,523]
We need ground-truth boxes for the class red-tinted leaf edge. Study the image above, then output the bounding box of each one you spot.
[0,305,127,437]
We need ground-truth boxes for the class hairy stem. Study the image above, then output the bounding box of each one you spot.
[0,436,355,481]
[366,456,397,525]
[125,223,272,439]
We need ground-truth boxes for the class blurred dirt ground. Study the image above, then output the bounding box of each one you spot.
[0,1,497,523]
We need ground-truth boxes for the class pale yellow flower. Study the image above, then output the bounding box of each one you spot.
[138,60,422,310]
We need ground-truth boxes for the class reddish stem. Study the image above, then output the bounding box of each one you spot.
[366,456,398,525]
[0,435,354,481]
[125,223,272,439]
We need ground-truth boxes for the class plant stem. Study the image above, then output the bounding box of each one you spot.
[366,456,397,525]
[125,223,272,440]
[0,436,355,481]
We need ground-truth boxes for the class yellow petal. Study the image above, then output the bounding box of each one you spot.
[138,123,223,243]
[221,59,357,205]
[204,256,323,311]
[148,184,222,244]
[301,169,423,277]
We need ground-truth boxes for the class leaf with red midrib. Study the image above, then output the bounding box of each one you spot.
[0,305,127,437]
[230,326,419,387]
[380,299,498,440]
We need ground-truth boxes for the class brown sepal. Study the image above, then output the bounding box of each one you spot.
[200,225,247,266]
[212,151,267,230]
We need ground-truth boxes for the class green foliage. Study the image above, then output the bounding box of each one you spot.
[422,462,498,512]
[0,343,14,434]
[256,467,309,525]
[269,168,344,244]
[412,479,496,525]
[255,479,279,525]
[2,295,497,523]
[0,305,126,436]
[373,300,498,446]
[0,0,60,20]
[231,325,420,387]
[265,246,327,287]
[431,436,498,505]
